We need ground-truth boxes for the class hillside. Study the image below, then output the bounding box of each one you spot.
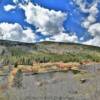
[0,40,100,65]
[0,40,100,100]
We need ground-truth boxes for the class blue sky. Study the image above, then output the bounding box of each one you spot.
[0,0,100,46]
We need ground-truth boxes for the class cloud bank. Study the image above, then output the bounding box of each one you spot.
[2,0,100,46]
[0,23,36,42]
[75,0,100,46]
[20,2,78,42]
[20,2,67,36]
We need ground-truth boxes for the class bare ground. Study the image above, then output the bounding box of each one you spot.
[0,63,100,100]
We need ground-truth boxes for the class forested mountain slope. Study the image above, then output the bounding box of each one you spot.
[0,40,100,65]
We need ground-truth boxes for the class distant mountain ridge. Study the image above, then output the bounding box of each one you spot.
[0,39,99,48]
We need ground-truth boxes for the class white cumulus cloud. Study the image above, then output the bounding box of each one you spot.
[75,0,99,29]
[44,33,78,43]
[20,2,67,36]
[2,1,79,43]
[19,2,78,43]
[75,0,100,46]
[82,2,99,28]
[84,23,100,46]
[4,4,16,11]
[0,23,36,42]
[13,0,30,4]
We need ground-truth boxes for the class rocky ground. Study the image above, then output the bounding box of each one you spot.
[0,63,100,100]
